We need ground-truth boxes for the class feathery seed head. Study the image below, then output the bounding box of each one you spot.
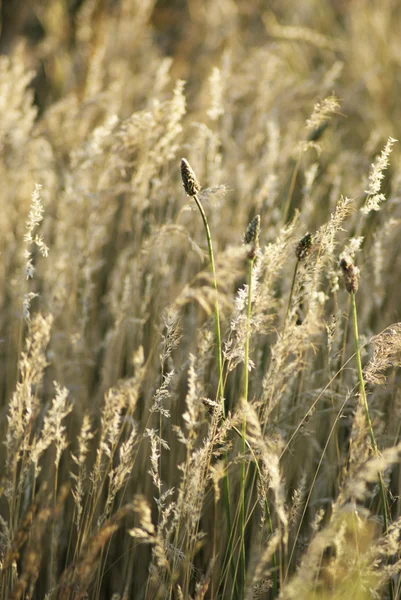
[340,255,360,294]
[181,158,201,196]
[361,136,397,214]
[295,232,313,260]
[244,214,261,259]
[306,96,339,133]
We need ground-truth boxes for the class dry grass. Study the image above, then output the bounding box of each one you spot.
[1,1,401,598]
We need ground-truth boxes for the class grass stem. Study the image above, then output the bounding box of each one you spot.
[192,194,225,412]
[350,292,393,599]
[239,256,254,596]
[191,192,238,596]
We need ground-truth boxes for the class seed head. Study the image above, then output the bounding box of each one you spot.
[340,256,360,294]
[181,158,201,197]
[244,215,261,260]
[295,233,313,261]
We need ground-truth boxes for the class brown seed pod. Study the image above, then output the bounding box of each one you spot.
[295,233,313,261]
[244,215,261,259]
[340,256,360,294]
[181,158,201,196]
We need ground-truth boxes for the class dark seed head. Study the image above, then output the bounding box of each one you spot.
[244,215,261,245]
[244,215,261,260]
[295,233,313,261]
[181,158,201,197]
[340,256,360,294]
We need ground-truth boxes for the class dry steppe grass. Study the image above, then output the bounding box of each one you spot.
[1,1,401,599]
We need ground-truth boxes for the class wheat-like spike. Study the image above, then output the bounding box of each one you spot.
[244,215,261,246]
[181,158,201,196]
[340,255,360,294]
[244,214,261,259]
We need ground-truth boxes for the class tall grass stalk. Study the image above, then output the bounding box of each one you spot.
[239,216,260,597]
[180,158,235,593]
[341,256,390,532]
[180,159,224,409]
[192,189,241,591]
[192,192,225,406]
[340,249,394,599]
[239,255,254,596]
[350,293,389,525]
[350,291,393,598]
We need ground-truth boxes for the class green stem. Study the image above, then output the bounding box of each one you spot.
[350,292,393,598]
[193,194,224,412]
[192,194,237,595]
[240,257,254,595]
[243,257,253,403]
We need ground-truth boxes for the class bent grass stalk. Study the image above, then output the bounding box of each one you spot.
[191,193,225,407]
[180,159,224,408]
[193,191,240,593]
[180,159,235,592]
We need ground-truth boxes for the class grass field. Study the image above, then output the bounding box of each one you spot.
[1,1,401,598]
